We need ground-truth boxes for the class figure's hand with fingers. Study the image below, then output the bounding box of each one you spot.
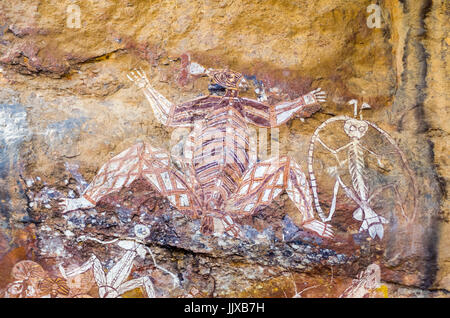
[127,68,149,89]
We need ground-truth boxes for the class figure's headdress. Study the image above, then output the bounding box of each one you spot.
[206,68,244,90]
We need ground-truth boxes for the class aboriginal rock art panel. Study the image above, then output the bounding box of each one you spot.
[0,0,446,299]
[308,100,418,239]
[59,67,333,240]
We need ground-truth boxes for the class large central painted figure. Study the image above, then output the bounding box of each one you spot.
[60,68,333,239]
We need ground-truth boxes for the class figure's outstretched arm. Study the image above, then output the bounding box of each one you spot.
[127,68,211,127]
[241,88,327,127]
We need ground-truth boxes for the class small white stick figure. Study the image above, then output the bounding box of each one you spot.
[58,224,180,298]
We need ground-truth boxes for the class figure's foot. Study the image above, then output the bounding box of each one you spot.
[302,219,334,239]
[310,87,327,103]
[359,215,388,239]
[58,196,95,213]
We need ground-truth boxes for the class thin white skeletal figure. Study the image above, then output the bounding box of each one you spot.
[58,224,180,298]
[308,100,418,239]
[339,263,381,298]
[58,67,333,239]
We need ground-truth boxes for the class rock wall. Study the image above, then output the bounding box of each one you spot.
[0,0,447,298]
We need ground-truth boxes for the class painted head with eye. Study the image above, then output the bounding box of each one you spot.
[344,118,369,139]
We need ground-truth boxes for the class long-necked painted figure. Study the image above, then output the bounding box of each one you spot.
[59,67,333,239]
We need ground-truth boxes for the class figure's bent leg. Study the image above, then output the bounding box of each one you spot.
[105,251,137,291]
[59,143,201,217]
[218,214,242,238]
[229,156,333,239]
[200,216,214,236]
[336,176,389,239]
